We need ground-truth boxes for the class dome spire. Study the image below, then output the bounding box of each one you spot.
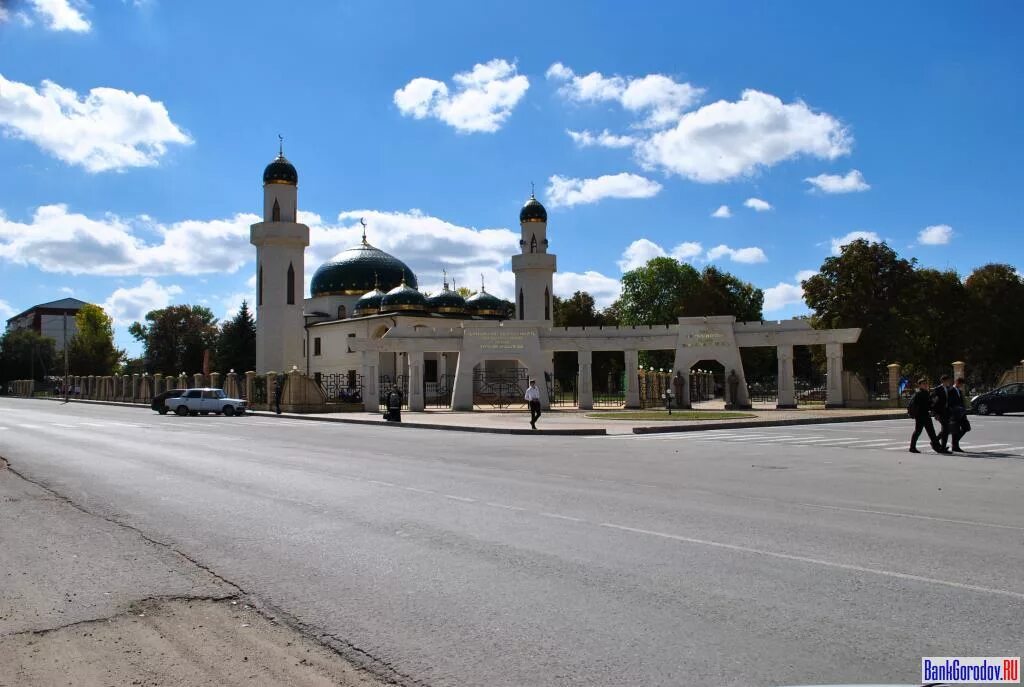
[278,133,284,157]
[480,273,486,293]
[442,267,449,291]
[360,217,368,245]
[530,180,535,199]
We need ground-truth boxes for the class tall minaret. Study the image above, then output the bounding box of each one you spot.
[511,189,556,321]
[250,139,309,372]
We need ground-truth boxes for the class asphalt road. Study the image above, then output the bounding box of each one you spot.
[1,398,1022,686]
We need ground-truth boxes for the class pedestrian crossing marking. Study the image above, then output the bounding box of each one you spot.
[17,424,42,429]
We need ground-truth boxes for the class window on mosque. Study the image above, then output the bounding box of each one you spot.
[337,305,347,319]
[257,265,263,306]
[272,198,281,222]
[314,337,322,356]
[287,263,295,305]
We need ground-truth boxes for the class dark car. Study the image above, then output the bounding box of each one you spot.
[151,388,187,414]
[971,383,1024,416]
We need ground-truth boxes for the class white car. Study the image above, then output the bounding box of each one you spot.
[165,388,246,417]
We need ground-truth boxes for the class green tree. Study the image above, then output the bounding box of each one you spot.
[803,239,918,382]
[67,304,123,376]
[617,257,703,326]
[693,266,764,321]
[215,301,257,373]
[128,305,218,374]
[0,329,57,384]
[963,263,1024,383]
[553,291,608,327]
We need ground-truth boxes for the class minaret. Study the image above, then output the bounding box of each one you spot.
[511,188,556,321]
[250,138,309,372]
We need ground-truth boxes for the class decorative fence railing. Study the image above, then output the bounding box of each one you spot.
[473,368,529,409]
[378,375,409,410]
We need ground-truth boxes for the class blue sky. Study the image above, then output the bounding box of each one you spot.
[2,0,1022,356]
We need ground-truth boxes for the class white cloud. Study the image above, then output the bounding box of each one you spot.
[805,169,870,193]
[706,244,768,264]
[637,89,851,183]
[0,298,15,319]
[547,62,703,129]
[0,204,258,276]
[711,205,731,219]
[554,271,621,308]
[393,59,529,133]
[763,283,805,312]
[763,269,817,313]
[918,224,953,246]
[830,230,880,255]
[566,129,636,148]
[546,173,662,208]
[743,197,772,212]
[617,238,703,271]
[102,279,183,325]
[0,74,191,172]
[221,291,253,320]
[28,0,90,32]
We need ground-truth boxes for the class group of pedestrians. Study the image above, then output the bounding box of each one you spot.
[908,374,971,453]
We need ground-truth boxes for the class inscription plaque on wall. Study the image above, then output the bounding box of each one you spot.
[465,329,535,352]
[681,327,730,348]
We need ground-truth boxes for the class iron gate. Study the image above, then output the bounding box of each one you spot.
[425,374,453,408]
[473,368,529,409]
[548,373,578,407]
[379,375,409,410]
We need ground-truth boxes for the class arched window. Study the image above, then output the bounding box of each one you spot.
[272,198,281,222]
[530,234,537,253]
[518,288,524,320]
[337,304,347,319]
[544,286,550,320]
[286,262,295,305]
[257,264,263,306]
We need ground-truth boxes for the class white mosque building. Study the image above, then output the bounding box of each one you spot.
[250,149,862,412]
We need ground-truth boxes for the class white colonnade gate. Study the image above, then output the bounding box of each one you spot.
[348,316,861,412]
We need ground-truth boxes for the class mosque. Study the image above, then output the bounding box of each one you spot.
[250,148,862,412]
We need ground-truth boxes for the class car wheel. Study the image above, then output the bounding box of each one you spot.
[977,402,990,416]
[175,405,189,417]
[223,405,235,417]
[158,408,168,415]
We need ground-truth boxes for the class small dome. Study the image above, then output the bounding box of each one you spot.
[520,194,547,223]
[380,281,428,313]
[426,286,468,316]
[352,287,385,317]
[311,241,417,297]
[465,288,509,319]
[263,153,298,186]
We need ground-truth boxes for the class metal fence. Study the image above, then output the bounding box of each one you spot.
[425,374,452,409]
[746,376,778,405]
[473,368,529,409]
[548,373,578,407]
[379,375,409,410]
[315,372,363,404]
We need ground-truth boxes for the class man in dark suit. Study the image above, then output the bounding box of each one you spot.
[949,376,970,452]
[932,374,954,451]
[909,378,946,453]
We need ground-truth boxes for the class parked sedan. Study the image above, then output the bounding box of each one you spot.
[151,388,188,415]
[971,383,1024,415]
[165,388,246,416]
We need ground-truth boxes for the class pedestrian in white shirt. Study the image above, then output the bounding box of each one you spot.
[525,379,542,429]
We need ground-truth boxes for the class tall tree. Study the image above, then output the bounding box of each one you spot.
[67,304,123,376]
[0,328,57,383]
[803,239,919,381]
[552,290,623,393]
[215,301,257,373]
[617,257,703,326]
[128,305,218,374]
[963,263,1024,382]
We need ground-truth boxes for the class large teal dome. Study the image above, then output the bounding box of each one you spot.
[310,241,417,297]
[426,286,468,316]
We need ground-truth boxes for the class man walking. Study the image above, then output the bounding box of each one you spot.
[525,379,542,430]
[949,376,970,452]
[932,374,954,450]
[909,377,946,453]
[273,376,283,415]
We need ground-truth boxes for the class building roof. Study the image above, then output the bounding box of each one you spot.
[6,297,91,324]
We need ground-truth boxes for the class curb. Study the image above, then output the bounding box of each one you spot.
[631,412,907,434]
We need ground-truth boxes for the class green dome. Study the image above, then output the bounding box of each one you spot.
[466,289,508,318]
[426,287,468,316]
[380,281,428,313]
[352,287,385,317]
[263,154,298,185]
[520,194,547,223]
[310,241,417,297]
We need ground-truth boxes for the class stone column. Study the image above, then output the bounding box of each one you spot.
[407,351,425,412]
[438,353,448,386]
[130,374,139,401]
[825,343,844,408]
[245,371,256,405]
[952,360,965,382]
[776,344,796,409]
[122,375,130,401]
[193,373,204,389]
[887,363,901,407]
[224,372,238,398]
[177,373,188,389]
[577,350,594,410]
[361,352,379,413]
[210,372,221,390]
[624,350,641,409]
[450,352,475,412]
